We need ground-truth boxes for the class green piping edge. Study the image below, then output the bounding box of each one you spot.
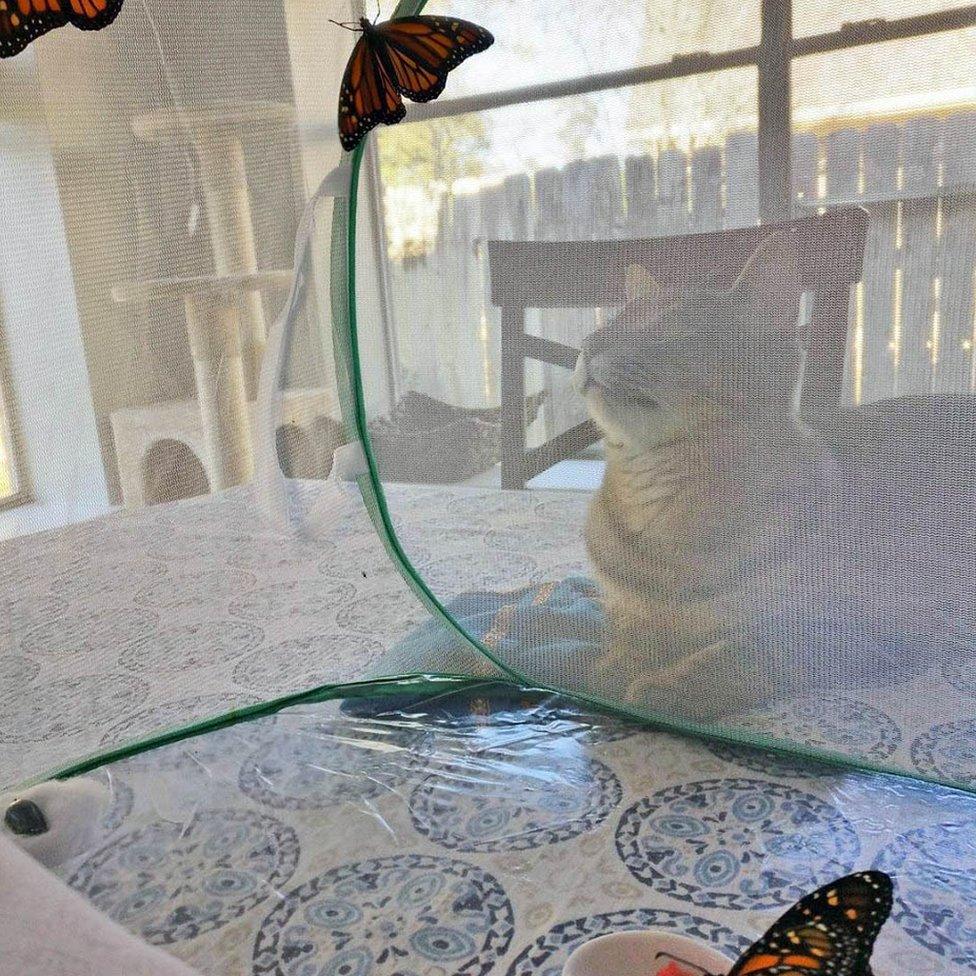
[334,49,522,685]
[39,674,485,787]
[43,670,976,799]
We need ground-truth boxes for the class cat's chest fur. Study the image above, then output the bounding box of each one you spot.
[587,422,825,592]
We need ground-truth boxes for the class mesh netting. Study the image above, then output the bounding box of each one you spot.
[0,0,973,786]
[3,1,976,972]
[350,1,976,786]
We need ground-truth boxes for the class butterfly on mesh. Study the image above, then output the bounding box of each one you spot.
[334,13,494,152]
[0,0,123,58]
[661,872,893,976]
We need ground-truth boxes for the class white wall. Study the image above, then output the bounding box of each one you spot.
[0,53,111,539]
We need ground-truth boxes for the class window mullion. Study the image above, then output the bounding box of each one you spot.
[758,0,793,222]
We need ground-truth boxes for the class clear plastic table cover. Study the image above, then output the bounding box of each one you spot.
[11,678,976,976]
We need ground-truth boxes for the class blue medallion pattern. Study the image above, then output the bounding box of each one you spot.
[104,694,265,772]
[409,755,622,852]
[707,743,837,780]
[874,821,976,969]
[941,653,976,697]
[0,654,39,688]
[69,809,299,944]
[239,720,428,810]
[615,778,860,910]
[232,632,386,695]
[731,697,901,765]
[505,908,751,976]
[101,778,134,833]
[0,673,149,743]
[911,720,976,789]
[21,607,161,659]
[229,578,356,624]
[135,568,257,612]
[252,854,514,976]
[119,620,265,675]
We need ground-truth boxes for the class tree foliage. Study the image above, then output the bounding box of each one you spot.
[377,115,490,193]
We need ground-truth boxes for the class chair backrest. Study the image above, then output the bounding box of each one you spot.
[488,206,869,412]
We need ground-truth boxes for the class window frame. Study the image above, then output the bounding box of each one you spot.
[348,2,976,411]
[394,3,976,221]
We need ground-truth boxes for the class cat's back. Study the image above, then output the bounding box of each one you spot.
[814,394,976,534]
[819,394,976,474]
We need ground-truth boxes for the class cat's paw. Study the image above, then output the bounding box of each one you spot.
[622,672,743,724]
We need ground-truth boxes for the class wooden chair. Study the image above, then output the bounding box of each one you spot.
[488,207,869,490]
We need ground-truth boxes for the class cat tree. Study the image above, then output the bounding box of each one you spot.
[109,101,334,507]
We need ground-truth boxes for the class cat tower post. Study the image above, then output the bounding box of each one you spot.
[131,102,295,395]
[109,101,300,506]
[111,271,293,495]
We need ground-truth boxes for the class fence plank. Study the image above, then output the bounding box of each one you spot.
[656,147,689,235]
[858,123,901,403]
[898,117,943,395]
[724,130,758,228]
[564,155,623,239]
[624,153,657,238]
[408,109,970,437]
[933,113,976,393]
[534,167,565,240]
[388,255,457,404]
[690,145,723,233]
[791,132,819,209]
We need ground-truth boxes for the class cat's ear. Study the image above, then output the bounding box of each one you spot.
[625,264,663,302]
[730,230,802,334]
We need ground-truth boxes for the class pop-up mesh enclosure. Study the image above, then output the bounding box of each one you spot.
[2,2,976,974]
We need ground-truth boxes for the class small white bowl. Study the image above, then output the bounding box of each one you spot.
[563,930,731,976]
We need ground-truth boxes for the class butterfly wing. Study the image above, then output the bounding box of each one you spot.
[338,32,406,152]
[63,0,124,32]
[1,0,69,58]
[0,0,122,58]
[727,872,893,976]
[374,15,494,103]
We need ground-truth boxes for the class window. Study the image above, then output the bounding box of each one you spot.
[372,2,976,229]
[364,2,976,418]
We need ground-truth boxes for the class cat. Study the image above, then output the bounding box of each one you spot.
[575,231,976,722]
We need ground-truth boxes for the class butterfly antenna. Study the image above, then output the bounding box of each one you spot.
[654,951,719,976]
[329,18,363,30]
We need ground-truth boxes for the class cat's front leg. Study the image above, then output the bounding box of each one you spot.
[620,637,763,722]
[595,598,695,679]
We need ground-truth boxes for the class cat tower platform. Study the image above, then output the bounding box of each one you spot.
[130,101,296,393]
[110,272,336,508]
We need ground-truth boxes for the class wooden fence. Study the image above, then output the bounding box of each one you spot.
[386,112,976,445]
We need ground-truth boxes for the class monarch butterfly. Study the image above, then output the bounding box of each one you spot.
[335,13,494,152]
[662,872,893,976]
[0,0,123,58]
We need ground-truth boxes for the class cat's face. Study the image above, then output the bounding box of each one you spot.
[574,233,804,450]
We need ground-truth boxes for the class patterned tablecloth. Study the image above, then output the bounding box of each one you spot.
[18,682,976,976]
[3,474,976,974]
[0,478,591,787]
[5,475,976,795]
